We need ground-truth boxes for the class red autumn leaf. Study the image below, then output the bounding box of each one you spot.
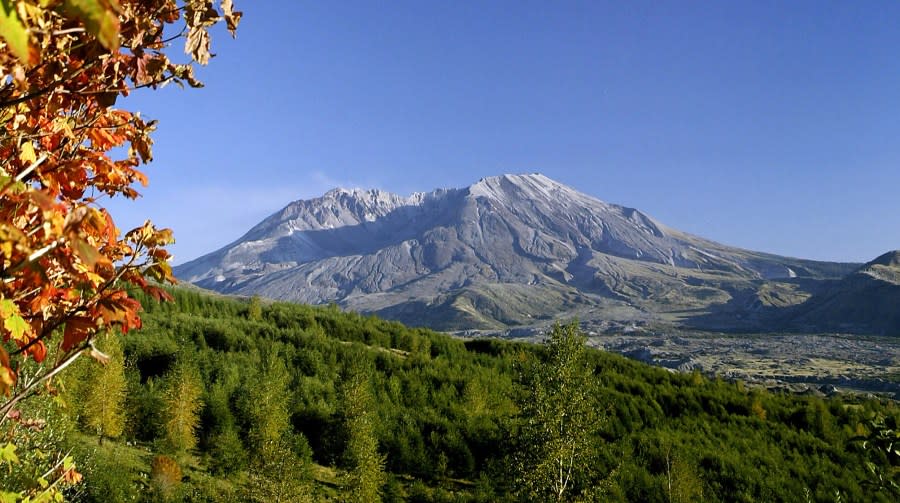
[63,467,83,484]
[28,285,58,315]
[98,290,143,333]
[87,127,119,151]
[62,317,96,352]
[0,347,15,397]
[129,273,148,289]
[102,209,117,244]
[119,296,142,333]
[131,167,149,186]
[29,190,59,213]
[145,285,174,303]
[27,340,46,363]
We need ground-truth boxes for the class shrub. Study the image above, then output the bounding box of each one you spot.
[150,455,183,501]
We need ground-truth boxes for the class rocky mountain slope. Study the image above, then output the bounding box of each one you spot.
[781,250,900,335]
[176,174,860,331]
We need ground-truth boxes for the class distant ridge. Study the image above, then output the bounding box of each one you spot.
[864,250,900,269]
[784,249,900,335]
[175,174,861,332]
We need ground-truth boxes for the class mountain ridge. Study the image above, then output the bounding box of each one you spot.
[175,173,867,332]
[781,249,900,335]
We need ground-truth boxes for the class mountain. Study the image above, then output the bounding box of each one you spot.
[175,174,857,331]
[782,250,900,335]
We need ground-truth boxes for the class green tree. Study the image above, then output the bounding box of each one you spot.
[161,357,203,454]
[244,354,313,502]
[0,371,78,501]
[246,357,292,452]
[206,383,247,475]
[513,322,602,502]
[340,367,386,503]
[248,295,263,321]
[80,332,127,444]
[662,442,704,503]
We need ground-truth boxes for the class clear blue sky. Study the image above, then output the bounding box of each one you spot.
[107,1,900,264]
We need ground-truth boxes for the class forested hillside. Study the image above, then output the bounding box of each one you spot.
[10,288,897,502]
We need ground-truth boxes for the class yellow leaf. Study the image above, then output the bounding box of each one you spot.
[3,314,30,342]
[0,298,18,319]
[72,237,103,268]
[53,117,76,139]
[62,0,121,51]
[85,271,105,285]
[185,26,211,65]
[0,297,30,341]
[0,0,39,65]
[0,442,18,464]
[0,108,14,129]
[0,365,12,397]
[19,141,35,164]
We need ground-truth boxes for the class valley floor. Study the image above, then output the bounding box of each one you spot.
[468,328,900,398]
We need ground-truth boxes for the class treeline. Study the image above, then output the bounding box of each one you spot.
[49,288,900,501]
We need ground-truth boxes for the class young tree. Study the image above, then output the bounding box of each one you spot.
[662,441,704,503]
[0,1,238,495]
[205,382,246,475]
[79,332,127,444]
[340,366,386,503]
[243,354,313,502]
[150,454,183,502]
[247,295,263,321]
[161,356,203,454]
[513,321,602,502]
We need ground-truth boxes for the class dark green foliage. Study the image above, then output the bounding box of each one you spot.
[225,346,315,501]
[854,415,900,496]
[71,287,900,502]
[123,368,164,442]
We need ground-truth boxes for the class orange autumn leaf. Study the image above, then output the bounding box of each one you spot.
[145,286,174,303]
[27,340,46,363]
[62,317,96,352]
[0,347,14,396]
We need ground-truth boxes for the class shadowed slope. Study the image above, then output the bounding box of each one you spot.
[782,250,900,335]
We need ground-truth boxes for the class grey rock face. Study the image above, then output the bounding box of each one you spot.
[175,174,856,330]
